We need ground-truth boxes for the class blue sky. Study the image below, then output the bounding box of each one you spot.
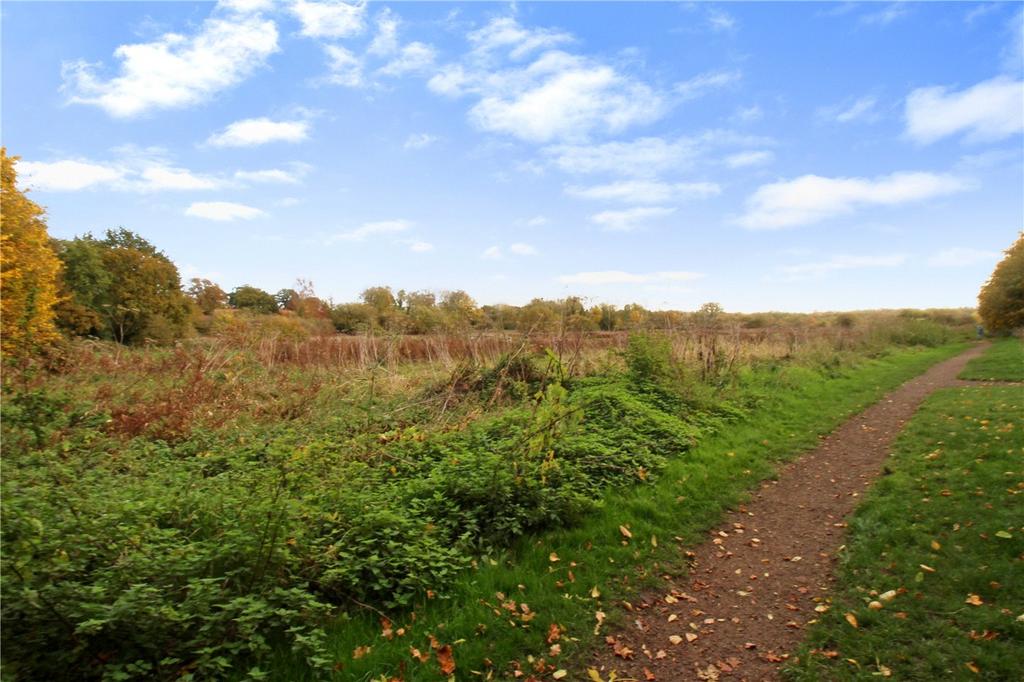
[3,1,1022,312]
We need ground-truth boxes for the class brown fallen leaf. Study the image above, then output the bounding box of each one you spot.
[643,667,656,680]
[685,632,699,643]
[669,635,683,645]
[966,662,980,674]
[353,645,371,659]
[547,623,562,644]
[436,644,456,675]
[845,613,859,628]
[410,646,431,663]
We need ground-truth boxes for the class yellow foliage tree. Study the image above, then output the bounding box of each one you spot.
[977,233,1024,333]
[1,148,63,357]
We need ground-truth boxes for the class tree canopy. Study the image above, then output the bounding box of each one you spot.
[0,148,62,358]
[978,234,1024,333]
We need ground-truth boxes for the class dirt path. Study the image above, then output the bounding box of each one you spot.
[589,344,989,682]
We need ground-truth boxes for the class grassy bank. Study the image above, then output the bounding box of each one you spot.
[959,337,1024,381]
[270,343,970,681]
[785,384,1023,680]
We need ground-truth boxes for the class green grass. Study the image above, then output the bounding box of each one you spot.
[785,386,1023,681]
[959,337,1024,381]
[265,344,971,681]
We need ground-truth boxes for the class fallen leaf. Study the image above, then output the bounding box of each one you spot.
[619,525,633,539]
[965,594,984,606]
[410,647,430,663]
[966,662,980,674]
[931,540,941,550]
[669,635,683,645]
[879,664,892,677]
[587,669,604,682]
[353,645,371,659]
[920,564,936,573]
[845,613,859,628]
[436,645,456,675]
[995,530,1013,539]
[686,632,699,643]
[643,667,656,680]
[591,586,601,599]
[879,590,897,602]
[552,670,568,680]
[549,644,561,657]
[549,552,560,562]
[667,614,678,622]
[547,623,562,644]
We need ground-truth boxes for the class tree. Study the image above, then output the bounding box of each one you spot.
[55,229,191,344]
[361,286,397,328]
[186,278,227,315]
[0,149,63,357]
[978,234,1024,333]
[229,285,279,314]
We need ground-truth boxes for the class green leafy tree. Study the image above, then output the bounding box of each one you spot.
[229,285,279,314]
[978,234,1024,332]
[55,229,190,344]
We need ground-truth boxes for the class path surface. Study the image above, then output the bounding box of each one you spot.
[589,344,989,682]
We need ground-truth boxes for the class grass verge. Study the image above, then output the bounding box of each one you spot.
[268,343,970,681]
[959,337,1024,381]
[785,385,1023,681]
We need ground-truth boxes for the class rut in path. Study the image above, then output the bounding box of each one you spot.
[589,344,990,682]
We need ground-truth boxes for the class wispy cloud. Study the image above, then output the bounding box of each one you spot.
[482,242,538,259]
[185,201,266,221]
[558,270,703,285]
[675,69,741,101]
[590,206,676,232]
[737,171,973,229]
[819,95,880,124]
[18,150,226,192]
[403,133,438,150]
[206,117,310,147]
[291,0,366,39]
[927,247,1001,267]
[566,180,720,203]
[326,219,413,244]
[777,254,906,279]
[724,150,774,168]
[905,76,1024,144]
[860,2,911,26]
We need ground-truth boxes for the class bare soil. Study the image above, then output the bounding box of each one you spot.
[589,344,989,682]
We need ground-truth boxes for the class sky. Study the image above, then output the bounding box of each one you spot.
[2,0,1022,313]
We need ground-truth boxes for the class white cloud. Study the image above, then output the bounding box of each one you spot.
[737,171,973,229]
[291,0,365,39]
[543,129,772,177]
[566,180,720,203]
[524,215,548,227]
[707,9,737,32]
[326,219,413,243]
[725,150,774,168]
[837,95,878,123]
[403,133,438,149]
[234,164,309,184]
[186,201,266,221]
[430,35,665,143]
[17,153,226,192]
[732,105,763,123]
[468,16,573,60]
[378,42,436,77]
[860,3,910,26]
[17,160,125,191]
[590,206,676,232]
[778,254,906,279]
[905,76,1024,143]
[508,242,537,255]
[207,117,310,147]
[405,240,434,253]
[323,45,363,86]
[558,270,703,285]
[368,8,399,56]
[62,7,278,117]
[927,247,1001,267]
[482,245,503,259]
[675,69,741,101]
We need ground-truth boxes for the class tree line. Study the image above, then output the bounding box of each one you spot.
[2,149,1021,357]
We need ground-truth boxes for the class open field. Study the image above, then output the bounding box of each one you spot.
[1,316,977,681]
[785,383,1023,680]
[959,337,1024,382]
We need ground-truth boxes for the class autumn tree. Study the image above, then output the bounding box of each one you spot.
[186,278,227,315]
[978,234,1024,333]
[229,285,278,314]
[0,149,63,357]
[55,229,191,344]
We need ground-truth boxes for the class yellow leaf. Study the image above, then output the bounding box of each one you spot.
[966,662,980,674]
[919,564,936,573]
[553,670,568,679]
[587,669,604,682]
[965,594,984,606]
[669,635,683,645]
[549,552,560,562]
[845,612,859,628]
[619,525,633,539]
[931,540,941,550]
[591,586,601,599]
